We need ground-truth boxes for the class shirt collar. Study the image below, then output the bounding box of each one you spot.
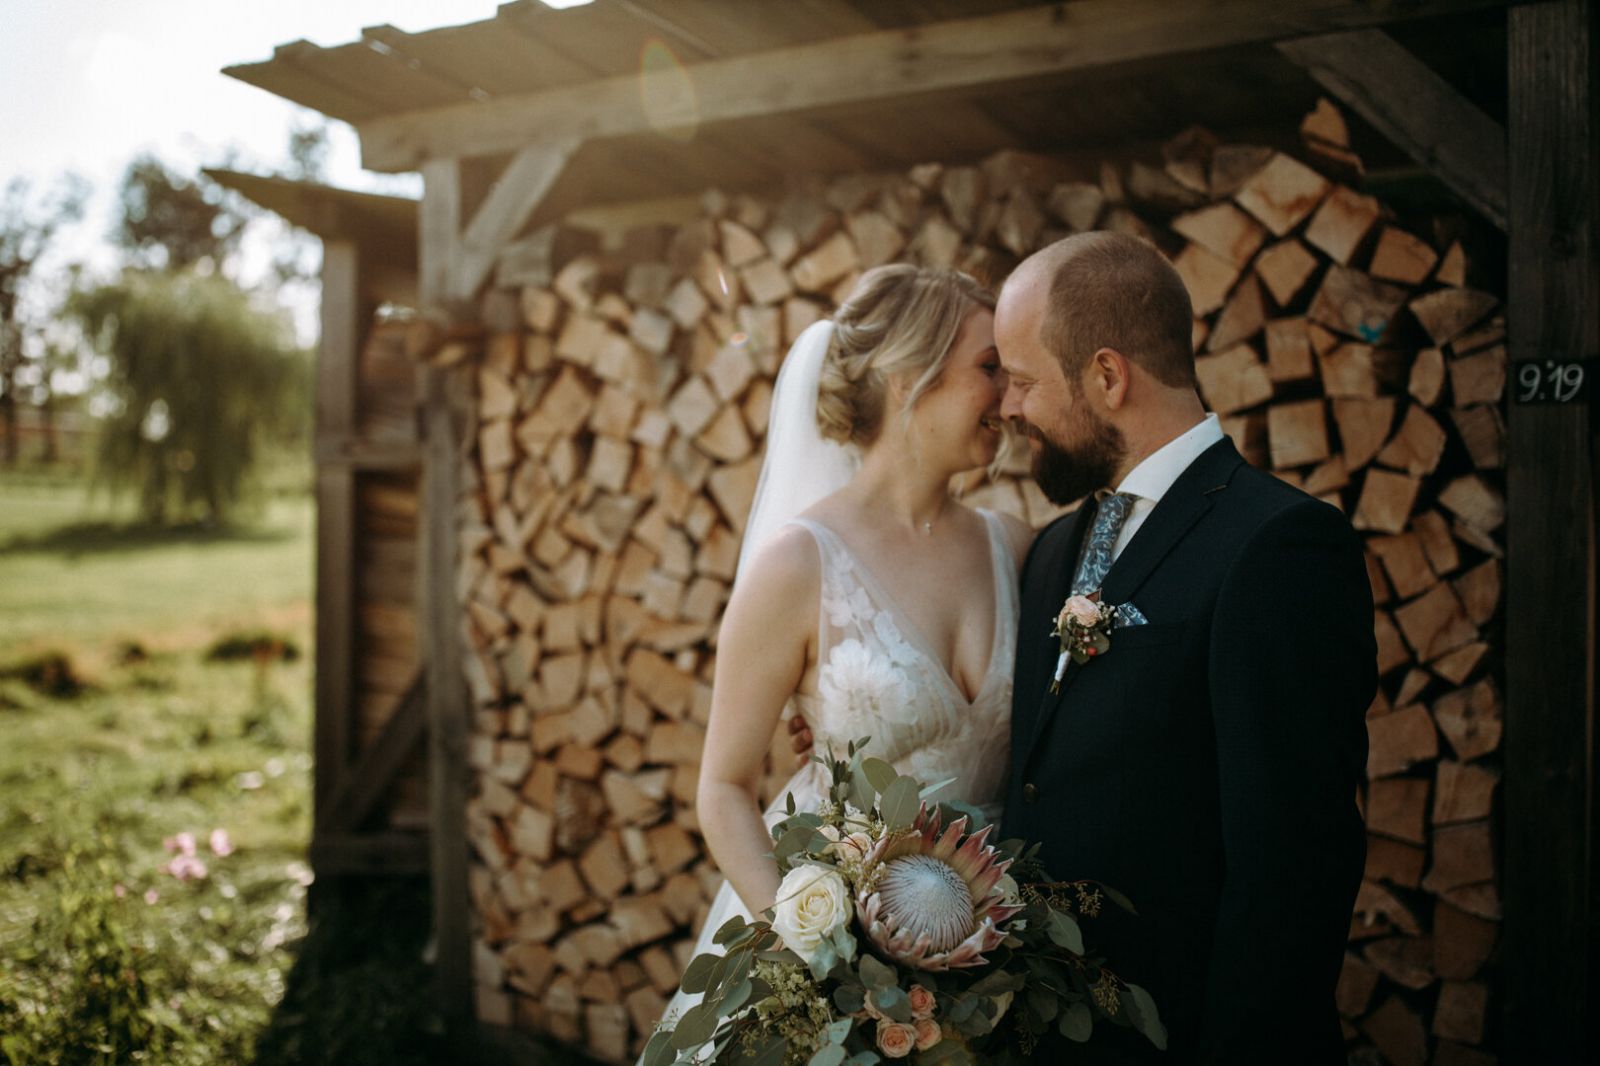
[1115,413,1226,504]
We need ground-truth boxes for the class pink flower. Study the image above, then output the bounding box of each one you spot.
[208,828,234,857]
[907,984,936,1020]
[1063,595,1101,628]
[164,855,209,882]
[113,883,127,899]
[143,889,159,905]
[164,832,197,857]
[913,1017,942,1051]
[876,1021,917,1059]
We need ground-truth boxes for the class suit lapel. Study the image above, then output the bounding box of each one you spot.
[1100,437,1244,607]
[1019,500,1094,761]
[1018,438,1246,768]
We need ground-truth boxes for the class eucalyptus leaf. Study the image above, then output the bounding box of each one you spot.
[918,775,958,801]
[834,985,865,1015]
[849,762,876,816]
[857,953,896,990]
[1098,883,1138,915]
[843,1053,882,1066]
[808,940,838,981]
[1047,911,1085,954]
[774,825,822,863]
[809,1044,847,1066]
[861,757,897,795]
[879,776,922,830]
[1026,985,1058,1023]
[641,1028,675,1066]
[788,812,825,829]
[716,977,752,1018]
[758,947,804,967]
[742,1036,787,1066]
[869,985,912,1023]
[668,1004,719,1050]
[679,953,718,994]
[825,1017,854,1044]
[1059,1001,1092,1042]
[1127,983,1167,1050]
[713,916,749,946]
[937,800,988,832]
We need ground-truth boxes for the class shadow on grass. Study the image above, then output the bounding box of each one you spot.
[1,518,296,558]
[252,877,445,1066]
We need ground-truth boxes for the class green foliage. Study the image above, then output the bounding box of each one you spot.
[204,629,302,664]
[114,155,245,274]
[0,647,88,698]
[0,839,171,1064]
[69,271,310,524]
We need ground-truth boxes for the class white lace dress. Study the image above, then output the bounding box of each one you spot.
[646,510,1018,1053]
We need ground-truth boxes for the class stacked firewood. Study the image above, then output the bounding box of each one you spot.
[429,99,1502,1064]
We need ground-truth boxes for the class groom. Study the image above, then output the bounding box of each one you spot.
[994,232,1373,1063]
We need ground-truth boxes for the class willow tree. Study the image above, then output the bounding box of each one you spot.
[70,271,308,524]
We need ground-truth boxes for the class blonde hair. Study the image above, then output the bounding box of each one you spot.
[815,265,996,447]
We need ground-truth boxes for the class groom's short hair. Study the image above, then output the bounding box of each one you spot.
[1037,232,1196,389]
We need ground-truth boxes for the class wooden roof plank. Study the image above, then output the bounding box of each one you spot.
[281,39,466,116]
[224,51,385,123]
[355,0,1512,172]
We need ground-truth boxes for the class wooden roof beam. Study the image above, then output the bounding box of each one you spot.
[448,138,579,302]
[357,0,1515,172]
[1277,29,1509,230]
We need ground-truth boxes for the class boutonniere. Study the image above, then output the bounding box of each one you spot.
[1049,592,1114,694]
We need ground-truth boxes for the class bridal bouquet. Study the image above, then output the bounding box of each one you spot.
[643,740,1165,1065]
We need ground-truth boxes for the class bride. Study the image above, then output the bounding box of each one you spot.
[657,263,1031,1036]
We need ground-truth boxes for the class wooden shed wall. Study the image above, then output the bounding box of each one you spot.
[439,116,1507,1063]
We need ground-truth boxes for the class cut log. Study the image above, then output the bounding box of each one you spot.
[1394,582,1476,661]
[1253,239,1320,307]
[1352,467,1419,534]
[1411,510,1460,576]
[1333,396,1396,469]
[1207,274,1266,351]
[1422,820,1495,894]
[1266,399,1329,468]
[1374,610,1411,676]
[1434,760,1498,826]
[1366,704,1438,777]
[1370,227,1439,285]
[1376,405,1447,476]
[1353,880,1423,938]
[1336,952,1380,1019]
[1320,343,1383,398]
[1433,981,1489,1045]
[1194,344,1273,414]
[1435,241,1468,287]
[1366,776,1430,844]
[1448,346,1507,406]
[1408,346,1446,406]
[1364,935,1436,990]
[1431,641,1489,685]
[1451,404,1506,469]
[1233,152,1330,236]
[1047,181,1106,232]
[1438,475,1505,534]
[1433,902,1497,980]
[1301,98,1351,149]
[1366,835,1426,888]
[1409,288,1498,346]
[1171,202,1266,267]
[1304,185,1381,265]
[1308,265,1409,344]
[1171,243,1241,317]
[1432,680,1503,761]
[1452,558,1501,627]
[1264,316,1316,382]
[1368,533,1435,600]
[1361,996,1427,1066]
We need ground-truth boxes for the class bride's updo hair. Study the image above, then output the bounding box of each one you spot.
[815,264,996,446]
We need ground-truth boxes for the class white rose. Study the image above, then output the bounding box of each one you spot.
[771,865,852,962]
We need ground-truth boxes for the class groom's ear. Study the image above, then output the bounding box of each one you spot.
[1089,346,1132,410]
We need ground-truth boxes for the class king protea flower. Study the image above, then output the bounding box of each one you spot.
[855,805,1022,970]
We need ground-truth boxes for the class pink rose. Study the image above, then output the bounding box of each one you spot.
[913,1018,942,1051]
[164,855,208,882]
[907,984,936,1020]
[1063,595,1101,628]
[876,1022,917,1059]
[164,832,197,857]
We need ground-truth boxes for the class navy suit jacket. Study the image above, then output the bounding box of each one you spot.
[1001,438,1374,1064]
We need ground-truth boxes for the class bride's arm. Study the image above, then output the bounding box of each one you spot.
[695,526,819,916]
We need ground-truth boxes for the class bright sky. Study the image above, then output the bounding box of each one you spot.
[0,0,570,342]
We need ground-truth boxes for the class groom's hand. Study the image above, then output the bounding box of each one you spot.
[786,715,813,769]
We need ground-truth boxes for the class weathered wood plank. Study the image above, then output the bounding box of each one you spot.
[1503,0,1597,1058]
[318,672,427,833]
[1276,29,1508,229]
[358,0,1513,171]
[309,831,430,876]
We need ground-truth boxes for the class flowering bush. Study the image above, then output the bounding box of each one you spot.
[645,740,1165,1065]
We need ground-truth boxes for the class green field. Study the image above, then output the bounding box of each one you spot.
[0,474,438,1065]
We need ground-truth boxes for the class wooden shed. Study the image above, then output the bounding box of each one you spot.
[224,2,1595,1062]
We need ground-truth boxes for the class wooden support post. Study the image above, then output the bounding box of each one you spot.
[317,672,427,833]
[1504,1,1597,1058]
[449,139,579,303]
[419,156,474,1027]
[1276,29,1509,230]
[313,239,361,826]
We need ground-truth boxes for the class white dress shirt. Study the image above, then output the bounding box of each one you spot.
[1109,413,1226,561]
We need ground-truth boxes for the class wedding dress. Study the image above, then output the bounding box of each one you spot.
[641,319,1016,1058]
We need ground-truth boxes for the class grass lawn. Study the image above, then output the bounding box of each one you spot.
[0,473,440,1065]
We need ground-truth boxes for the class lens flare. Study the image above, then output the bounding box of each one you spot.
[638,39,698,143]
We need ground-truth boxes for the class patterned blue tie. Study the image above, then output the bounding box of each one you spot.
[1071,491,1137,594]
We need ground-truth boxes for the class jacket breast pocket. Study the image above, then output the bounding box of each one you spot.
[1108,622,1186,651]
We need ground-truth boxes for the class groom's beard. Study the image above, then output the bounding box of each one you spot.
[1030,405,1125,506]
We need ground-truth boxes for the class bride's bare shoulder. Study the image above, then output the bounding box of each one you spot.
[992,509,1036,570]
[728,524,821,611]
